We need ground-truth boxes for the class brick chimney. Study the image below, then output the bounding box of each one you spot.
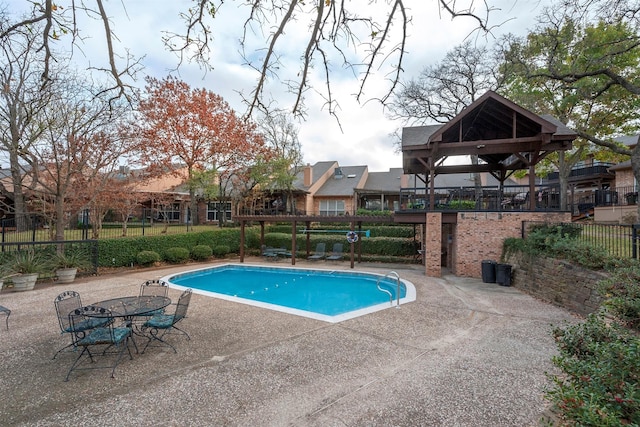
[303,163,313,186]
[400,173,409,188]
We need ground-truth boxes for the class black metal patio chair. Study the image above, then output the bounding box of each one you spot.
[0,305,10,330]
[141,288,192,354]
[53,291,111,360]
[64,305,133,381]
[139,279,169,298]
[138,279,170,318]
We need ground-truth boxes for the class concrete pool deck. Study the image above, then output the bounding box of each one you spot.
[0,258,576,426]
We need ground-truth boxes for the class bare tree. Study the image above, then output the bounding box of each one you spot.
[28,76,135,241]
[0,17,52,230]
[2,1,497,118]
[388,41,504,205]
[389,41,503,125]
[259,112,303,213]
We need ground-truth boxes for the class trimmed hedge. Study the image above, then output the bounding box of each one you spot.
[97,228,259,267]
[97,225,418,267]
[262,232,417,257]
[191,245,213,260]
[164,247,190,263]
[266,224,414,238]
[212,245,231,257]
[136,250,160,266]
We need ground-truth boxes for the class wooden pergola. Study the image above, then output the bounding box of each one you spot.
[402,91,577,211]
[234,215,393,268]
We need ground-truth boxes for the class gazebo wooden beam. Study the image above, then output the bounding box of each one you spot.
[405,138,572,159]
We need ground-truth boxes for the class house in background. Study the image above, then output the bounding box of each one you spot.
[594,134,640,223]
[292,162,367,215]
[355,168,406,212]
[270,162,411,216]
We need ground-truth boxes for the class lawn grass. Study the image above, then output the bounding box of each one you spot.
[2,223,223,242]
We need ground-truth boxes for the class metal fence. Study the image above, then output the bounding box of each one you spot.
[523,221,640,259]
[0,240,99,278]
[1,217,223,243]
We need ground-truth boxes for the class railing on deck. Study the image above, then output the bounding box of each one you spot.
[399,184,639,214]
[399,185,563,212]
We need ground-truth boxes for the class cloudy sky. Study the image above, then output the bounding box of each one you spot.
[7,0,551,172]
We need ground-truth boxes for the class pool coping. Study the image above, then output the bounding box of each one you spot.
[161,262,417,323]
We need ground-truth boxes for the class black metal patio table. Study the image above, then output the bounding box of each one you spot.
[87,295,171,352]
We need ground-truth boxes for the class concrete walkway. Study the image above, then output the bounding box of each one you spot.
[0,259,575,426]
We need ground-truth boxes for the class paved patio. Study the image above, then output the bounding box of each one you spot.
[0,258,575,426]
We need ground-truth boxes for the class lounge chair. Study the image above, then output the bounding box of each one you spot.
[326,243,343,261]
[261,245,279,261]
[273,248,292,258]
[308,243,326,261]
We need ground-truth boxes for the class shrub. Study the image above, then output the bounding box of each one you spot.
[163,247,190,263]
[136,250,160,266]
[261,232,416,257]
[446,200,476,210]
[527,222,583,239]
[355,208,393,216]
[97,228,258,267]
[191,245,213,260]
[212,244,230,257]
[546,314,640,425]
[502,228,614,270]
[598,266,640,331]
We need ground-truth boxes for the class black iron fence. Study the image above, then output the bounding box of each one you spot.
[0,240,99,278]
[523,221,640,259]
[1,216,223,243]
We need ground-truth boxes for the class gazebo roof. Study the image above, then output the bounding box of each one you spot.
[402,91,576,176]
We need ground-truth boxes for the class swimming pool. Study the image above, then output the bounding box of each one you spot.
[163,264,416,323]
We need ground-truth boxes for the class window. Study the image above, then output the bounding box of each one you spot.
[319,200,345,216]
[157,203,180,221]
[365,199,382,211]
[207,202,232,221]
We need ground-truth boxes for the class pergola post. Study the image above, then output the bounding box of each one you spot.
[529,162,537,211]
[350,221,355,269]
[240,220,245,262]
[291,221,297,265]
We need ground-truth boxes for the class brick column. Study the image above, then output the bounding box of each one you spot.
[425,212,442,277]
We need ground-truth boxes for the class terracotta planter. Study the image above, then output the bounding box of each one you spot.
[11,273,39,291]
[56,268,78,284]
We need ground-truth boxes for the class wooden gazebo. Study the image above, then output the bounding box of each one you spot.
[401,91,576,212]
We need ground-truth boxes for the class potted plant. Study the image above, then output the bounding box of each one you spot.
[6,250,46,291]
[50,250,92,284]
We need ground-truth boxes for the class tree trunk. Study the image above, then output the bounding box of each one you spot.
[632,142,640,220]
[121,217,129,237]
[558,151,569,211]
[55,195,65,241]
[189,189,198,228]
[8,149,29,232]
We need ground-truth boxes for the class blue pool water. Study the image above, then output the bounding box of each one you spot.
[164,264,416,323]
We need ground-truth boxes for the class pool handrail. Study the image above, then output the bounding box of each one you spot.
[376,271,405,308]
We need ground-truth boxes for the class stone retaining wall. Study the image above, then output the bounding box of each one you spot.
[505,252,607,317]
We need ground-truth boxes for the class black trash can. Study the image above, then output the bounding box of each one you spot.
[496,264,512,286]
[481,260,497,283]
